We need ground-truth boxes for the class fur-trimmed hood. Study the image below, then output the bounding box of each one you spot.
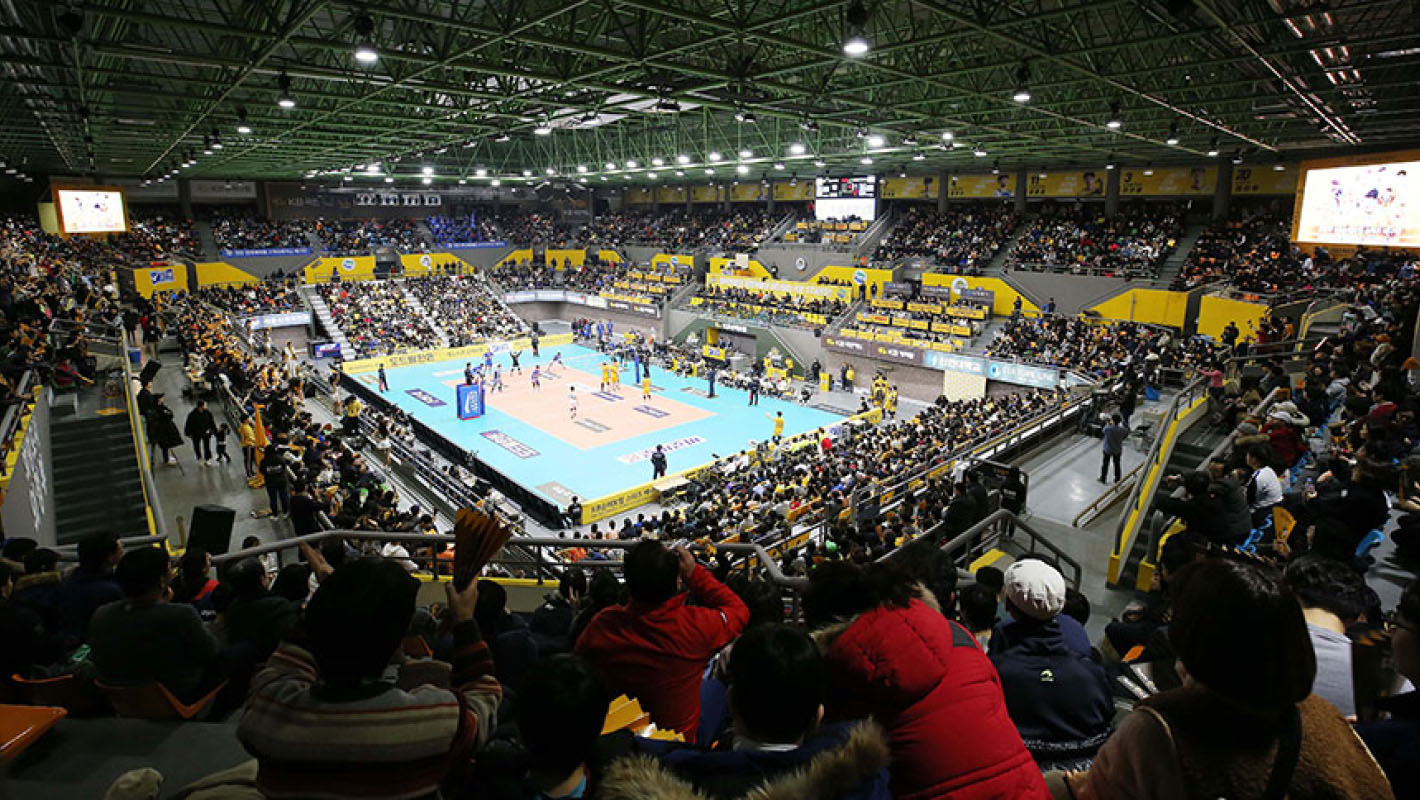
[14,570,61,593]
[599,721,892,800]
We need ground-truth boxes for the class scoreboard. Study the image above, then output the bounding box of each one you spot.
[815,175,877,199]
[815,175,878,221]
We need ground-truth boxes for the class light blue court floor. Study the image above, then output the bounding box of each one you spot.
[360,343,847,506]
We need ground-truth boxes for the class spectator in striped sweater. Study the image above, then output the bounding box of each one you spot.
[237,544,501,799]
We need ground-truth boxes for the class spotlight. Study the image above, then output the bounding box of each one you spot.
[494,133,510,142]
[912,153,925,161]
[866,134,885,148]
[421,166,434,176]
[491,179,501,186]
[708,151,722,162]
[1231,150,1244,165]
[799,119,820,132]
[1272,159,1286,172]
[973,145,987,157]
[773,162,786,170]
[475,168,487,177]
[604,161,617,170]
[901,134,918,146]
[545,167,556,176]
[991,160,1000,175]
[676,154,690,164]
[813,159,826,167]
[352,13,378,63]
[1166,121,1180,146]
[647,171,658,179]
[1105,153,1116,170]
[421,176,432,185]
[1143,164,1154,176]
[1012,63,1031,103]
[576,164,587,173]
[625,159,638,168]
[789,142,806,155]
[384,176,394,183]
[1207,137,1220,157]
[860,156,873,165]
[705,168,715,175]
[941,130,954,141]
[533,120,552,135]
[738,148,753,159]
[276,70,295,108]
[1105,101,1121,129]
[522,169,533,177]
[651,157,664,167]
[736,164,749,174]
[211,130,223,149]
[843,1,870,57]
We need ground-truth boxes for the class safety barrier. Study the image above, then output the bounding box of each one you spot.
[881,509,1083,589]
[121,349,167,541]
[1106,378,1209,587]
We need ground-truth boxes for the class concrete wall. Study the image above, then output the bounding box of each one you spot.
[220,253,318,278]
[448,246,516,270]
[1002,270,1133,316]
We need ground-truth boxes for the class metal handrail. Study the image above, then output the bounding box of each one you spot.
[53,533,168,560]
[1108,377,1208,574]
[120,352,170,543]
[208,530,809,591]
[880,509,1083,589]
[1073,460,1144,528]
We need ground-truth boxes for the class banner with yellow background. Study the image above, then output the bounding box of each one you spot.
[655,186,687,203]
[730,182,770,202]
[1025,171,1107,198]
[948,174,1017,199]
[882,176,939,200]
[1232,167,1298,196]
[691,185,722,204]
[1119,166,1217,196]
[626,187,654,204]
[772,181,812,201]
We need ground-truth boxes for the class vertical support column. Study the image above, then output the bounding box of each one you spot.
[1105,167,1121,217]
[178,178,193,219]
[767,183,776,215]
[256,181,271,219]
[1213,161,1233,220]
[722,183,731,213]
[937,169,949,213]
[685,186,692,214]
[1014,169,1028,214]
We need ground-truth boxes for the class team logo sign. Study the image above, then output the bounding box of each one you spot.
[340,257,357,271]
[419,254,432,267]
[852,269,867,286]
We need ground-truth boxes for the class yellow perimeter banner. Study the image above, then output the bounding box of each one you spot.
[1119,166,1217,196]
[652,253,694,270]
[1232,166,1298,196]
[656,186,687,203]
[691,185,722,204]
[626,187,654,205]
[305,256,377,284]
[883,176,940,199]
[341,333,575,374]
[1025,171,1107,198]
[773,181,812,201]
[730,182,770,202]
[399,253,470,276]
[949,173,1017,199]
[195,261,259,288]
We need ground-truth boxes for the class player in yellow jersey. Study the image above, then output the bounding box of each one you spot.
[600,361,610,392]
[766,410,785,443]
[609,361,621,394]
[642,374,652,401]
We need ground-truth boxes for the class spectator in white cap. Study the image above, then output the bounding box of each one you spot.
[989,559,1114,771]
[989,559,1092,658]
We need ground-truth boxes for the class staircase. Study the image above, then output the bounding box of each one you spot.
[982,217,1032,275]
[302,286,350,352]
[51,414,150,545]
[1152,219,1209,287]
[195,220,220,261]
[853,211,896,261]
[396,280,451,347]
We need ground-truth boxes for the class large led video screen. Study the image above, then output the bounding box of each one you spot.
[815,175,877,222]
[55,188,129,234]
[1294,159,1420,248]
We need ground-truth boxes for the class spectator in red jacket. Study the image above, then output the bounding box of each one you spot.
[806,560,1051,800]
[575,541,748,740]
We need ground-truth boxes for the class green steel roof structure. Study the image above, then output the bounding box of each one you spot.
[1,0,1417,185]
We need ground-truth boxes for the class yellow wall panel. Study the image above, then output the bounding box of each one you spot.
[195,261,259,288]
[1197,295,1269,341]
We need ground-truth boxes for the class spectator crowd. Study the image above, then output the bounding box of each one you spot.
[1007,206,1181,278]
[873,205,1018,274]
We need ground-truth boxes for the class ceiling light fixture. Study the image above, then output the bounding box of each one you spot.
[708,151,722,162]
[353,13,378,63]
[736,164,749,174]
[941,130,954,141]
[494,133,510,142]
[1105,100,1122,129]
[1207,137,1220,157]
[738,148,753,159]
[843,0,870,56]
[236,108,253,134]
[866,134,885,148]
[789,142,806,155]
[676,154,690,164]
[576,164,587,173]
[651,157,664,167]
[1166,121,1180,146]
[276,70,296,108]
[625,159,638,168]
[860,156,873,165]
[1012,63,1031,103]
[533,120,553,135]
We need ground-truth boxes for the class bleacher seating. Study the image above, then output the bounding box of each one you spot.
[204,206,311,251]
[1007,207,1181,278]
[403,274,527,347]
[317,280,441,356]
[689,284,849,328]
[874,206,1018,274]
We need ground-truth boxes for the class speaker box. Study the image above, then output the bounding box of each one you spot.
[188,504,237,556]
[139,360,163,385]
